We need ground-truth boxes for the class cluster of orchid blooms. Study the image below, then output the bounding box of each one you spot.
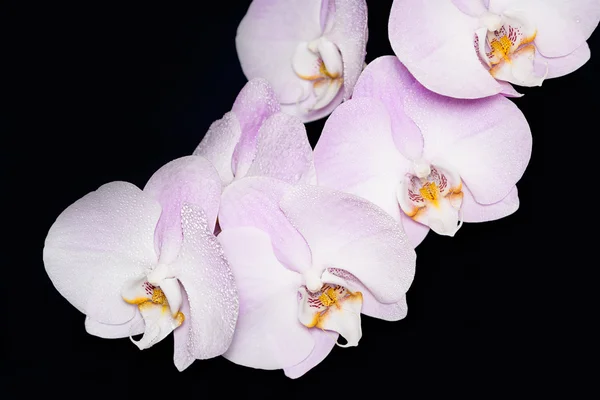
[43,0,598,378]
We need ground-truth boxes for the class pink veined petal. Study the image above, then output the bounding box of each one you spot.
[352,56,423,159]
[284,329,338,379]
[324,0,368,100]
[193,112,241,186]
[170,204,238,365]
[245,112,316,185]
[534,42,591,79]
[218,176,312,274]
[314,97,411,224]
[280,185,416,303]
[403,84,532,204]
[461,184,519,222]
[389,0,503,99]
[218,227,313,370]
[400,214,431,249]
[43,182,160,325]
[143,156,221,265]
[231,78,282,178]
[489,0,600,57]
[84,313,144,339]
[452,0,488,16]
[235,0,324,104]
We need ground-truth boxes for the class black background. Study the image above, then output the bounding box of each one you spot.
[3,0,596,396]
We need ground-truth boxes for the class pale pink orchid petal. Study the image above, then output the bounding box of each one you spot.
[171,204,238,369]
[461,185,520,222]
[352,56,423,160]
[236,0,367,121]
[534,42,591,79]
[218,176,312,273]
[314,97,410,225]
[195,79,315,185]
[389,0,503,99]
[144,156,221,265]
[43,182,161,325]
[324,0,369,100]
[401,215,432,249]
[84,313,144,339]
[283,329,338,379]
[489,0,600,57]
[280,185,416,303]
[403,83,532,205]
[452,0,488,16]
[218,227,313,370]
[245,113,316,185]
[193,112,242,185]
[235,0,324,104]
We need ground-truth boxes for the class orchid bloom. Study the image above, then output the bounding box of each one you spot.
[43,156,239,371]
[314,56,532,248]
[389,0,600,98]
[194,78,315,189]
[216,177,416,378]
[235,0,368,122]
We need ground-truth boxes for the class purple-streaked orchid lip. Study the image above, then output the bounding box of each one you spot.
[389,0,599,98]
[43,156,238,371]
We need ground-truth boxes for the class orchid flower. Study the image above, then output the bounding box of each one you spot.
[389,0,600,98]
[216,177,416,378]
[314,56,532,248]
[235,0,368,122]
[43,156,239,371]
[194,78,315,189]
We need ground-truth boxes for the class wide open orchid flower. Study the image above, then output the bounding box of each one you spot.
[235,0,368,122]
[43,156,239,371]
[389,0,600,98]
[194,78,315,188]
[314,56,532,248]
[216,177,416,378]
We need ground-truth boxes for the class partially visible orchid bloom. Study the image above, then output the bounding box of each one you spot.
[194,78,315,190]
[389,0,600,98]
[314,56,532,248]
[43,156,239,371]
[216,177,416,378]
[235,0,368,122]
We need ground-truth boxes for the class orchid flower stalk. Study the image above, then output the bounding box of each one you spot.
[43,156,239,371]
[216,177,416,378]
[235,0,368,122]
[389,0,600,98]
[314,56,532,248]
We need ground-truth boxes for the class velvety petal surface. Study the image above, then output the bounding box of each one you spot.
[534,42,591,79]
[314,97,410,224]
[389,0,503,98]
[219,177,312,273]
[144,156,221,265]
[218,227,313,370]
[280,185,416,303]
[245,113,316,185]
[43,182,160,324]
[236,0,324,104]
[324,0,368,100]
[352,56,423,159]
[193,112,241,185]
[403,85,532,204]
[461,185,520,222]
[283,329,338,379]
[168,204,238,367]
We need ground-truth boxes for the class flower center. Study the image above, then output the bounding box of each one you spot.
[291,36,343,112]
[297,269,363,347]
[473,11,547,87]
[122,268,185,350]
[397,163,464,237]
